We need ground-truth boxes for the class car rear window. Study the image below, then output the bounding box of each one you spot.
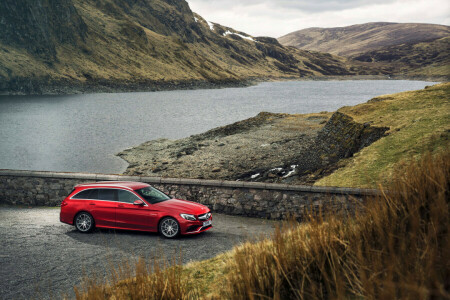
[97,189,116,201]
[72,188,117,201]
[72,189,98,199]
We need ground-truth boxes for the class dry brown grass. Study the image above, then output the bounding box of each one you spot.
[73,252,198,300]
[74,149,449,299]
[225,149,449,299]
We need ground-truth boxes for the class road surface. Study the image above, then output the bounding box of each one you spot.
[0,206,278,299]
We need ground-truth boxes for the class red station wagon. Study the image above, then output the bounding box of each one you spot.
[60,181,212,238]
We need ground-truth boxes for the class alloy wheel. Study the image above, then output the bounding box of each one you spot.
[75,212,93,233]
[160,218,179,238]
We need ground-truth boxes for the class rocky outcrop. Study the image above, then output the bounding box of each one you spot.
[89,0,202,43]
[118,111,389,185]
[0,0,87,59]
[255,39,298,65]
[196,112,287,139]
[298,112,388,175]
[118,112,326,180]
[239,112,389,183]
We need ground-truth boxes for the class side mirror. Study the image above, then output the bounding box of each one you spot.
[133,199,145,206]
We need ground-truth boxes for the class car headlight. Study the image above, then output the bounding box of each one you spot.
[180,213,196,221]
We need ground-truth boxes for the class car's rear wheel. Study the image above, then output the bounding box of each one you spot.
[159,217,180,238]
[75,212,94,233]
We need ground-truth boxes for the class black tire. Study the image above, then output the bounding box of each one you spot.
[159,217,180,238]
[74,212,95,233]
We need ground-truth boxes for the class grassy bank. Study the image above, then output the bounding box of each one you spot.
[316,82,450,188]
[74,149,449,299]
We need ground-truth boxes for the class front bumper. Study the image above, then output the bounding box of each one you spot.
[179,215,213,235]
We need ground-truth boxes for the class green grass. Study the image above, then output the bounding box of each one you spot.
[315,82,450,188]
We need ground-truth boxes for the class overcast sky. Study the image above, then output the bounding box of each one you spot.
[186,0,450,37]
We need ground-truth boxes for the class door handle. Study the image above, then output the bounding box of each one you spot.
[89,203,95,206]
[118,204,124,208]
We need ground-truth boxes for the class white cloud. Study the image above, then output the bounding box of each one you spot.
[186,0,450,37]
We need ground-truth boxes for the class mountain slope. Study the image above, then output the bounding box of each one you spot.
[278,22,450,57]
[0,0,373,95]
[278,22,450,79]
[351,36,450,77]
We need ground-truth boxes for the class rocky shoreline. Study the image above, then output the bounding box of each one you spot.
[0,77,256,96]
[118,110,389,185]
[0,74,443,96]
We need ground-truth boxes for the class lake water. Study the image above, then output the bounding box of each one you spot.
[0,80,437,173]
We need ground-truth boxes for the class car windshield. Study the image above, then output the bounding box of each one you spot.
[135,187,171,204]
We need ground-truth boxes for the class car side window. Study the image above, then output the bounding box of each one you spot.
[117,190,141,203]
[97,189,117,201]
[72,189,97,199]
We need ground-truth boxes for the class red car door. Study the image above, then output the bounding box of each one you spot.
[115,189,156,231]
[87,189,116,227]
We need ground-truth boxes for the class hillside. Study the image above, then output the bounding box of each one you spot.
[352,36,450,77]
[278,22,450,57]
[0,0,373,95]
[316,82,450,187]
[278,22,450,78]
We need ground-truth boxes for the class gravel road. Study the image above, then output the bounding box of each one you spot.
[0,206,279,299]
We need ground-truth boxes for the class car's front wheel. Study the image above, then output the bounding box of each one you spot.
[159,217,180,238]
[75,212,95,233]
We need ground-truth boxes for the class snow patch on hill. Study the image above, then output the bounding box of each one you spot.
[206,20,214,30]
[223,30,255,41]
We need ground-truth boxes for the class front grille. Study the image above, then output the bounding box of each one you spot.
[198,212,211,220]
[200,225,212,231]
[186,225,201,232]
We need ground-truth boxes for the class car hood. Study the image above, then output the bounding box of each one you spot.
[153,198,209,215]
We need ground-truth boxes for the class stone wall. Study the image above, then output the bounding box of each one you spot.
[0,170,379,220]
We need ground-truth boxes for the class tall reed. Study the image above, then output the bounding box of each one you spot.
[226,150,449,299]
[74,249,198,300]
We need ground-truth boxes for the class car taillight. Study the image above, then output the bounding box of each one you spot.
[61,200,68,207]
